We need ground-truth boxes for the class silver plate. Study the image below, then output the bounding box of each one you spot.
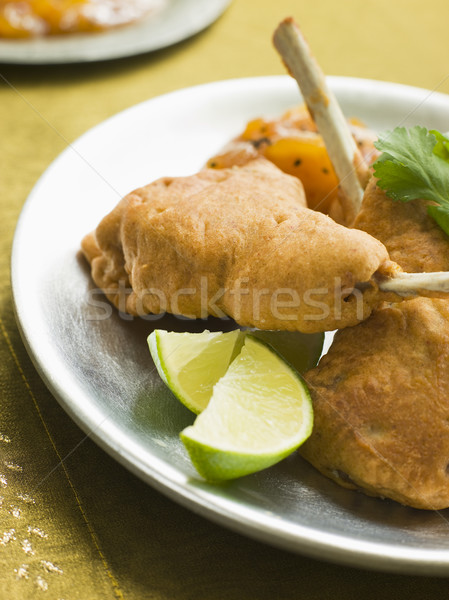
[0,0,231,64]
[11,76,449,575]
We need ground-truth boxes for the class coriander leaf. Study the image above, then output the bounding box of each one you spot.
[427,204,449,237]
[373,126,449,208]
[373,126,449,238]
[374,126,436,164]
[430,129,449,162]
[372,159,435,203]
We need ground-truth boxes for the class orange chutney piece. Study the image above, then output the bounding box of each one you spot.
[0,0,163,37]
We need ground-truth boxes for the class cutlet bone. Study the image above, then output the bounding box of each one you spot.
[375,271,449,296]
[273,18,369,224]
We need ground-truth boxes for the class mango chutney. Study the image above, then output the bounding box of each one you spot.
[0,0,164,37]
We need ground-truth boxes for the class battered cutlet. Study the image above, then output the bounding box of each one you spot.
[301,297,449,509]
[82,158,401,333]
[301,159,449,509]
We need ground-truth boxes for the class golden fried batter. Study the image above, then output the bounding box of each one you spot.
[82,159,399,333]
[302,297,449,509]
[354,178,449,272]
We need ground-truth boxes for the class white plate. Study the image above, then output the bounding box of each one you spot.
[0,0,231,64]
[11,76,449,575]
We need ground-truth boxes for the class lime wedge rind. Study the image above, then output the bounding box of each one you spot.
[180,431,302,481]
[148,330,170,386]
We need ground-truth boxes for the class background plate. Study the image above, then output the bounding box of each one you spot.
[0,0,231,64]
[11,76,449,575]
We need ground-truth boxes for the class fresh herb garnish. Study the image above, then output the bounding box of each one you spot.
[373,126,449,236]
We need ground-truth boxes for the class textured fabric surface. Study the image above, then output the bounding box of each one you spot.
[2,0,449,597]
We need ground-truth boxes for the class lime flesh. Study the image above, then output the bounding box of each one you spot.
[148,329,244,414]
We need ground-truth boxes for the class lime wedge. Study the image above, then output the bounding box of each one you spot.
[180,335,313,481]
[148,329,244,414]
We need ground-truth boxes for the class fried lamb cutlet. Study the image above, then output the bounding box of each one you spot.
[299,178,449,509]
[82,158,404,333]
[300,152,449,509]
[301,297,449,510]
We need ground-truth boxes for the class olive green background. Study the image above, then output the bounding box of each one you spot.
[1,0,449,597]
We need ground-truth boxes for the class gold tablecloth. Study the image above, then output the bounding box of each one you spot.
[2,0,449,597]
